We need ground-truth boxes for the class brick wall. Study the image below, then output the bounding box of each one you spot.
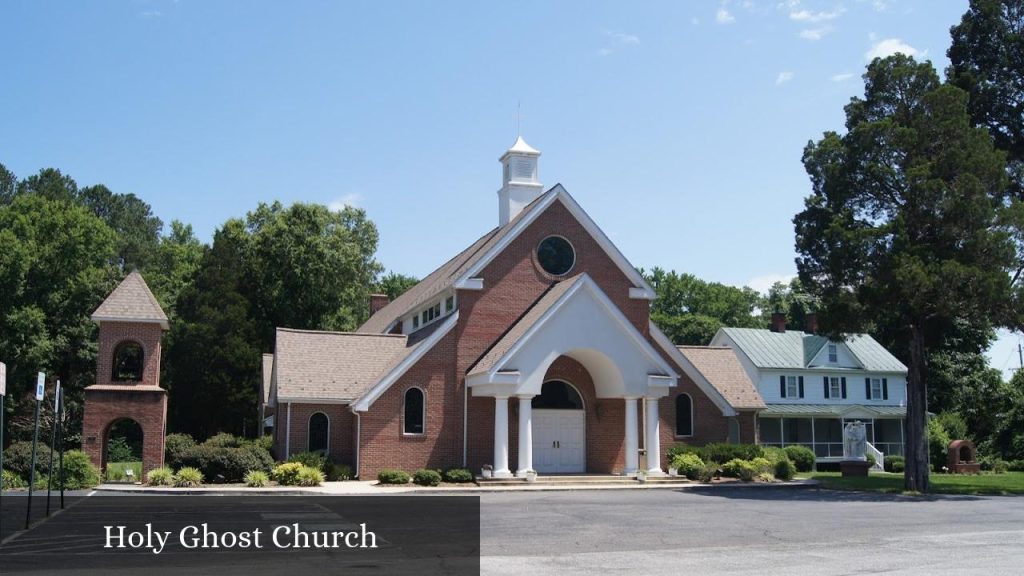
[95,322,163,387]
[275,403,354,465]
[82,388,167,475]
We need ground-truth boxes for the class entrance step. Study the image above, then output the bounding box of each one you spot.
[475,474,692,487]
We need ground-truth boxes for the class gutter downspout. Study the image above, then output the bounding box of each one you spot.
[354,410,361,479]
[463,380,468,468]
[285,403,292,460]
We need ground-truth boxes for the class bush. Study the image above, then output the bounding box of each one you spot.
[884,455,905,473]
[701,443,764,464]
[783,446,816,472]
[1008,460,1024,472]
[54,450,102,489]
[3,441,52,479]
[164,433,196,467]
[106,436,136,463]
[750,457,773,476]
[697,463,717,483]
[3,469,26,489]
[287,452,328,473]
[774,458,796,480]
[992,459,1009,474]
[176,444,274,483]
[670,453,705,480]
[203,433,244,448]
[296,466,324,487]
[377,469,411,485]
[272,462,305,486]
[928,417,952,472]
[147,467,175,486]
[253,435,274,453]
[721,458,757,481]
[443,468,474,483]
[762,446,789,465]
[934,412,968,442]
[666,443,702,460]
[245,470,270,487]
[412,469,442,487]
[174,467,204,487]
[865,452,877,468]
[327,463,354,481]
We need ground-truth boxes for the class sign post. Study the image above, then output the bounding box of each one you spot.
[1,361,7,538]
[26,372,44,529]
[56,383,65,509]
[46,381,60,516]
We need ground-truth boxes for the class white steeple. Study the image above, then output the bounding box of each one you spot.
[498,136,543,225]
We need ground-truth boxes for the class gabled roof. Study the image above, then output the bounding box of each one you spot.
[358,184,655,334]
[718,327,907,373]
[91,271,169,329]
[676,347,766,410]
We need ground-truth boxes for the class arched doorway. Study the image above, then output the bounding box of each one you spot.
[105,418,143,482]
[531,380,585,473]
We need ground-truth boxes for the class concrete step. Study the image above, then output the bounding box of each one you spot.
[475,474,692,487]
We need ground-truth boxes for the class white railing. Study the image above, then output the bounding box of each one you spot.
[866,442,884,471]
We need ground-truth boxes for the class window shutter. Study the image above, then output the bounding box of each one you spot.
[780,375,786,398]
[865,377,871,400]
[882,378,888,400]
[823,377,830,399]
[841,377,847,399]
[798,376,805,398]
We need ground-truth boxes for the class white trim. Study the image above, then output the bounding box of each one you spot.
[650,322,739,417]
[535,234,577,277]
[402,386,426,436]
[277,397,353,405]
[92,315,169,329]
[674,392,694,438]
[351,312,459,412]
[307,411,330,454]
[354,412,361,479]
[457,277,484,290]
[453,185,657,299]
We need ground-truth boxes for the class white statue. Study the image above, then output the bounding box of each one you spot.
[843,421,867,461]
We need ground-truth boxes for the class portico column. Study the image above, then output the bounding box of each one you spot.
[624,397,639,474]
[516,395,533,477]
[493,396,512,478]
[645,397,664,475]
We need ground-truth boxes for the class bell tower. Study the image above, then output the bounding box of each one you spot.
[497,136,543,225]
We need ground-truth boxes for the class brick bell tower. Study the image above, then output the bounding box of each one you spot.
[82,271,169,476]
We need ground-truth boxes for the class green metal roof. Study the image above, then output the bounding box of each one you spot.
[720,327,907,373]
[759,404,906,417]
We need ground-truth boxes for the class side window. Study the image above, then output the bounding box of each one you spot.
[675,394,693,437]
[828,344,838,363]
[404,388,425,435]
[308,412,329,454]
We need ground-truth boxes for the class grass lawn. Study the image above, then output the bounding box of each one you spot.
[105,461,142,483]
[800,470,1024,495]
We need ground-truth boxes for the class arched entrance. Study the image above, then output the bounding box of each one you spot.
[104,418,143,481]
[531,380,585,473]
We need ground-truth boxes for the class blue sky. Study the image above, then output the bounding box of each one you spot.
[1,0,1020,378]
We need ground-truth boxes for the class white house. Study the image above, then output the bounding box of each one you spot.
[709,314,908,467]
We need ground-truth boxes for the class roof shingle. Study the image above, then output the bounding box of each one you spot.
[91,271,169,328]
[676,346,766,409]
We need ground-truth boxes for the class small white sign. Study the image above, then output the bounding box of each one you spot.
[36,372,45,401]
[0,361,6,396]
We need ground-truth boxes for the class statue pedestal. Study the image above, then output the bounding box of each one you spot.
[840,460,872,477]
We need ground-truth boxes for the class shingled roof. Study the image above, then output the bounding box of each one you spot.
[676,346,766,410]
[91,271,169,329]
[261,353,274,406]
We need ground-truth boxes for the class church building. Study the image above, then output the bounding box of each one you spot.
[265,137,763,478]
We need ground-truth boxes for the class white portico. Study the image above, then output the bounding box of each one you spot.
[466,274,678,478]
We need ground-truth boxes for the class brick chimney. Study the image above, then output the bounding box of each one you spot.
[369,293,390,317]
[804,312,818,334]
[770,312,786,333]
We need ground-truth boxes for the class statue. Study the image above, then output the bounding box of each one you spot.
[843,421,867,461]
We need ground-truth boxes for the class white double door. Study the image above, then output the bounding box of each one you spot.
[532,409,585,473]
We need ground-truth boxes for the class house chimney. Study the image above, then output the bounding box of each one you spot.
[771,312,786,333]
[369,293,390,317]
[804,312,818,334]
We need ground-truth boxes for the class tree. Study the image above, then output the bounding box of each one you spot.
[376,271,419,301]
[0,162,16,202]
[763,278,818,330]
[142,220,204,318]
[644,267,764,345]
[79,184,163,270]
[794,55,1021,491]
[948,0,1024,196]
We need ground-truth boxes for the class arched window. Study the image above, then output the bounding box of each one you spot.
[675,394,693,437]
[532,380,584,410]
[308,412,329,454]
[404,388,424,434]
[112,341,144,382]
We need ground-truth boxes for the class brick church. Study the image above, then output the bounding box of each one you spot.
[265,137,764,479]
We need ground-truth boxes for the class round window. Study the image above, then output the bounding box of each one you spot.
[536,236,575,276]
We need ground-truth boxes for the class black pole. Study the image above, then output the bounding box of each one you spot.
[1,393,6,538]
[57,388,65,509]
[25,397,41,529]
[46,390,57,516]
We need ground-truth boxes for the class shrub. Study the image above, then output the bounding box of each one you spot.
[327,463,354,481]
[253,435,274,452]
[992,459,1009,474]
[762,446,789,465]
[865,452,877,468]
[174,467,204,487]
[697,463,717,483]
[147,467,175,486]
[928,417,952,472]
[54,450,102,489]
[721,458,757,481]
[774,458,796,480]
[3,441,52,478]
[701,443,764,464]
[377,469,411,485]
[272,462,305,486]
[666,443,702,460]
[176,444,274,483]
[755,472,775,482]
[203,433,243,449]
[1008,460,1024,472]
[783,446,816,472]
[443,468,474,483]
[412,469,442,487]
[164,434,196,467]
[884,455,905,473]
[670,453,705,480]
[106,436,136,463]
[245,470,270,487]
[287,452,328,473]
[3,469,26,489]
[934,412,968,441]
[750,457,773,476]
[296,466,324,487]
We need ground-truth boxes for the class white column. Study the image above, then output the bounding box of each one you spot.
[516,395,534,477]
[624,397,639,474]
[493,396,512,478]
[645,397,664,475]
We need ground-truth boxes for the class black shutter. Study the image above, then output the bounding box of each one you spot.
[798,376,805,398]
[780,375,786,398]
[865,377,871,400]
[841,377,847,399]
[823,376,830,399]
[883,378,889,400]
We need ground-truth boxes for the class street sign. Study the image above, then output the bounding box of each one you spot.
[36,372,45,401]
[0,361,6,396]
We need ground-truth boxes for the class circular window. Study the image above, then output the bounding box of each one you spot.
[536,236,575,276]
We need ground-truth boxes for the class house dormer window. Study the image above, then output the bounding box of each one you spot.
[828,344,838,363]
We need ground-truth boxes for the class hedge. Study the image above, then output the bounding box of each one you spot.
[412,469,442,486]
[175,444,274,483]
[377,469,411,485]
[784,446,816,472]
[443,468,474,483]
